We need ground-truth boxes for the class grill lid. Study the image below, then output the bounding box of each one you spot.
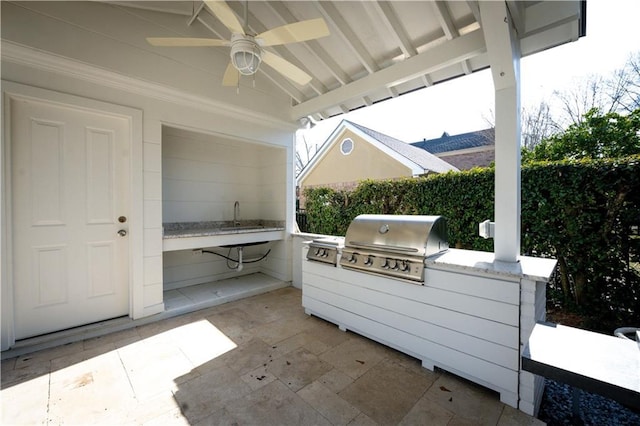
[343,214,448,258]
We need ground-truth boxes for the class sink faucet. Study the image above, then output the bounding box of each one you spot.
[233,201,240,226]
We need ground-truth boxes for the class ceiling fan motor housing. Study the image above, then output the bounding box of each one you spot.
[230,34,262,75]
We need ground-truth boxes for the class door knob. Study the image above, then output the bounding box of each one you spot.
[117,229,127,237]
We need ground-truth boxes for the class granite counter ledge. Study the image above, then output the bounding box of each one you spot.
[162,221,286,252]
[424,248,557,282]
[163,220,285,238]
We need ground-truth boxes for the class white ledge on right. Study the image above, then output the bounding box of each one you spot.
[425,248,557,282]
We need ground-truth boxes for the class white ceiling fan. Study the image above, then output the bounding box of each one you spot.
[146,0,329,87]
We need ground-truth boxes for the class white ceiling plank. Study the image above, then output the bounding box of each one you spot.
[187,2,206,26]
[315,1,379,74]
[523,1,582,37]
[291,29,486,119]
[466,1,482,26]
[371,1,417,58]
[506,1,526,36]
[264,1,350,85]
[433,1,459,39]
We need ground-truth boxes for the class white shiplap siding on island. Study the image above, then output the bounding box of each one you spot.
[302,247,555,415]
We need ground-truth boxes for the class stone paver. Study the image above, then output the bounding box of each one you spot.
[1,286,544,425]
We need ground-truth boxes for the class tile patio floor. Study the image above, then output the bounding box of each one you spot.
[1,286,543,425]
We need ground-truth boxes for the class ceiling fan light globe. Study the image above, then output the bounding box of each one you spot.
[230,37,262,76]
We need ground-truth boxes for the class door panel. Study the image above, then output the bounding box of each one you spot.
[11,97,130,339]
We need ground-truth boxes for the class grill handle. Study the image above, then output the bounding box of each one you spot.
[347,241,419,254]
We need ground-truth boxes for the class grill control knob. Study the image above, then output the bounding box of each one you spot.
[381,259,390,269]
[321,249,329,258]
[314,248,321,256]
[349,254,358,264]
[391,260,400,271]
[364,256,373,266]
[400,260,410,272]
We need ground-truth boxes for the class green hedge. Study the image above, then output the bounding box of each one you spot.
[304,156,640,331]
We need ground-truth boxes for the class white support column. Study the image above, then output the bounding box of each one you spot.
[480,1,522,262]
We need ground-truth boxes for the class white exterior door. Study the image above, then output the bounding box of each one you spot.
[11,96,131,339]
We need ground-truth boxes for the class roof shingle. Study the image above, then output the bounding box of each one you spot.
[411,128,495,154]
[346,121,458,174]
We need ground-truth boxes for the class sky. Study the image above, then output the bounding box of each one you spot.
[298,0,640,157]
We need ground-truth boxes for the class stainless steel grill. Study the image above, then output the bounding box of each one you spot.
[340,214,448,283]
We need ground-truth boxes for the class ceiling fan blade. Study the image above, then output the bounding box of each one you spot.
[262,51,312,86]
[222,62,239,87]
[204,0,245,35]
[257,18,330,47]
[146,37,229,47]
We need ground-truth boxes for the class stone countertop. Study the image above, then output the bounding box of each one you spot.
[163,220,285,239]
[425,248,558,282]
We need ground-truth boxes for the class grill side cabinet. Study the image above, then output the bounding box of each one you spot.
[302,246,556,417]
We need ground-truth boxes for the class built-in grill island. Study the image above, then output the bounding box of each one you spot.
[339,214,448,283]
[301,213,558,416]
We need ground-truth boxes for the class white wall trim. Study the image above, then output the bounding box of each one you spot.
[1,41,297,132]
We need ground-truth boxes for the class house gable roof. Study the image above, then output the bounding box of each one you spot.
[411,128,495,154]
[297,120,458,184]
[346,121,458,173]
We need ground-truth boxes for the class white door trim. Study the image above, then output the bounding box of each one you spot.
[1,81,143,350]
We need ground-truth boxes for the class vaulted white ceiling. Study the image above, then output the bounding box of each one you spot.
[110,1,585,122]
[3,1,586,124]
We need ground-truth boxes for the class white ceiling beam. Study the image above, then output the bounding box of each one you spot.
[433,1,473,76]
[263,1,357,112]
[506,1,526,35]
[315,1,379,74]
[434,1,458,39]
[264,1,350,86]
[467,0,482,25]
[291,29,485,119]
[187,2,206,26]
[314,1,397,102]
[371,1,417,58]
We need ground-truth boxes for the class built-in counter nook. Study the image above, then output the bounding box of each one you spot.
[161,126,291,313]
[163,220,286,251]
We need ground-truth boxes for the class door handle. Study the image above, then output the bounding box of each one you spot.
[117,229,127,237]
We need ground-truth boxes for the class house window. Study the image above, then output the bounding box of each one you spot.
[340,138,354,155]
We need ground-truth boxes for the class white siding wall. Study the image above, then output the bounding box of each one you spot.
[0,1,296,348]
[161,128,288,289]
